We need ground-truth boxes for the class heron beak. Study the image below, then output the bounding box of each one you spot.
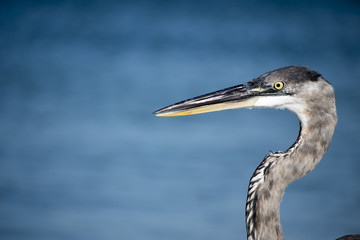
[153,81,268,117]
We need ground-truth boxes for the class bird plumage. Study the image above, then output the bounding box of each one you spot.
[154,66,357,240]
[242,66,338,240]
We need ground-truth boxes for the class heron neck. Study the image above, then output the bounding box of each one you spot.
[246,102,337,240]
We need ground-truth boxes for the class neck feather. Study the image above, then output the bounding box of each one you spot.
[245,83,337,240]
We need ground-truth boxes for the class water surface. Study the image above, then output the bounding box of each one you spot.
[0,1,359,239]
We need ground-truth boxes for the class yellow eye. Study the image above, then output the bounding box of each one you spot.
[273,81,284,90]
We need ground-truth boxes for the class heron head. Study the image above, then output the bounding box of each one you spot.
[153,65,333,120]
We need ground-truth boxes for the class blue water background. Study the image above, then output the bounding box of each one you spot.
[0,1,359,239]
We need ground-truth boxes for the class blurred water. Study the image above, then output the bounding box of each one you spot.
[0,0,359,239]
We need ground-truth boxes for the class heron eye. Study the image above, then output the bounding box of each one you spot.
[273,81,284,90]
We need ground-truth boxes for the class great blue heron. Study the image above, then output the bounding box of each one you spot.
[153,66,359,240]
